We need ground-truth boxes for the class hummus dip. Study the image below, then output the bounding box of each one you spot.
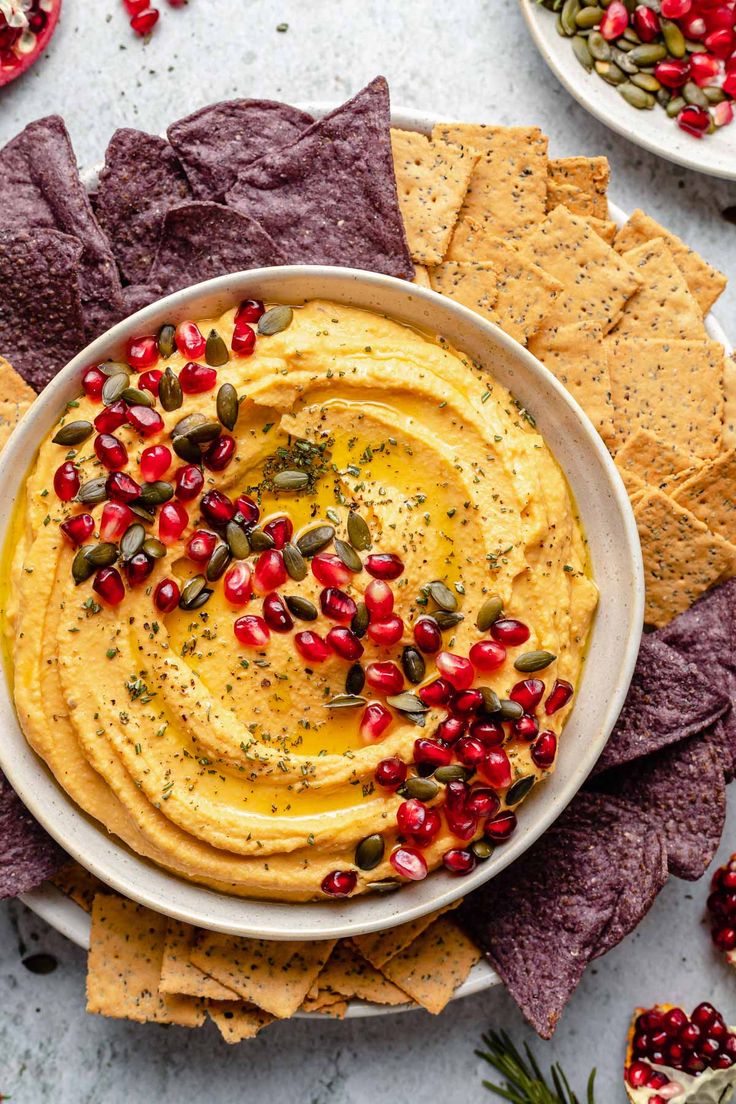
[4,299,597,901]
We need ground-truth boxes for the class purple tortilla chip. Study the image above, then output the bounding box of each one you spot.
[0,115,124,340]
[148,201,284,296]
[0,770,67,899]
[95,128,193,286]
[0,228,86,392]
[592,635,730,775]
[168,99,313,202]
[226,77,414,279]
[121,283,164,315]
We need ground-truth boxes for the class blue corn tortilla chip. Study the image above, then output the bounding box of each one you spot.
[593,635,731,776]
[95,129,193,286]
[226,77,414,279]
[147,201,285,297]
[168,98,313,202]
[0,228,86,392]
[121,283,164,315]
[0,115,124,340]
[0,770,67,899]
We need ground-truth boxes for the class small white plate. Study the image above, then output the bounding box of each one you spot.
[519,0,736,180]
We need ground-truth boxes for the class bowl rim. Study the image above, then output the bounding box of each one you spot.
[0,264,644,939]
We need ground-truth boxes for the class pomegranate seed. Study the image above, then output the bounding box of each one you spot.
[418,677,453,706]
[453,688,484,715]
[681,1022,702,1048]
[443,848,476,875]
[414,738,452,768]
[633,5,660,41]
[600,0,629,39]
[100,502,134,541]
[95,433,128,471]
[223,562,252,606]
[390,846,428,881]
[204,435,236,471]
[647,1071,669,1090]
[655,58,691,88]
[714,100,735,127]
[138,369,162,397]
[366,661,404,695]
[531,730,557,768]
[262,592,293,633]
[235,299,265,324]
[375,757,407,790]
[321,587,357,623]
[366,615,404,646]
[325,625,363,661]
[435,651,474,690]
[253,549,287,593]
[706,27,735,57]
[124,1,149,17]
[364,553,404,580]
[201,490,236,527]
[140,444,172,482]
[456,735,486,767]
[663,1007,688,1036]
[365,579,394,618]
[263,515,293,549]
[509,678,545,712]
[126,335,159,371]
[175,321,206,359]
[158,501,189,544]
[513,714,539,741]
[179,361,217,394]
[445,805,478,841]
[312,553,352,588]
[125,552,154,586]
[106,471,140,503]
[53,462,80,502]
[412,808,442,847]
[468,639,506,671]
[713,925,736,950]
[231,321,256,355]
[490,618,529,646]
[627,1062,651,1088]
[691,51,721,85]
[637,1009,664,1032]
[436,716,467,744]
[154,578,180,613]
[544,679,573,714]
[60,513,95,546]
[693,1003,718,1029]
[485,810,517,842]
[467,786,500,818]
[661,0,691,15]
[174,464,204,501]
[469,718,505,746]
[294,630,330,663]
[186,529,218,563]
[681,10,707,38]
[724,71,736,97]
[127,405,164,438]
[321,870,357,897]
[480,748,512,789]
[234,614,270,647]
[82,366,106,400]
[359,701,391,741]
[95,400,128,434]
[93,567,125,605]
[413,616,441,654]
[445,780,470,812]
[236,495,260,527]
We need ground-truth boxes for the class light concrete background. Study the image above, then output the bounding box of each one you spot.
[1,1,735,1100]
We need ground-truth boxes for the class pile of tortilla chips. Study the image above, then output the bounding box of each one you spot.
[1,75,734,1038]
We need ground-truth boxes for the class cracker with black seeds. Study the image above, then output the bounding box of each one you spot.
[672,449,736,542]
[723,356,736,450]
[159,919,238,1000]
[607,337,724,458]
[86,895,204,1026]
[617,239,708,341]
[528,320,616,447]
[614,209,727,314]
[615,428,702,489]
[411,264,432,289]
[351,902,459,969]
[432,124,548,256]
[428,261,499,323]
[207,1001,275,1043]
[0,400,31,451]
[379,917,480,1015]
[0,770,67,899]
[588,217,618,245]
[391,128,478,265]
[311,941,409,1007]
[51,860,105,913]
[0,356,36,403]
[547,156,610,220]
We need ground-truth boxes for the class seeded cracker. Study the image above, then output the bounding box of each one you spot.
[311,942,409,1006]
[51,860,105,914]
[614,428,702,489]
[528,321,616,447]
[0,400,30,451]
[672,450,736,542]
[390,128,479,265]
[207,1001,275,1043]
[0,356,35,403]
[159,919,238,999]
[614,209,727,314]
[723,357,736,450]
[547,156,610,220]
[588,217,618,245]
[634,489,736,626]
[379,917,480,1014]
[86,895,205,1026]
[351,903,458,969]
[519,206,642,334]
[412,264,432,289]
[617,239,708,341]
[428,261,499,324]
[432,124,548,256]
[608,337,724,458]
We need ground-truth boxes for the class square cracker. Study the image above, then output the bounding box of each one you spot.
[0,356,36,403]
[86,894,204,1026]
[547,156,610,220]
[312,942,409,1007]
[160,919,238,1000]
[51,861,106,914]
[723,356,736,451]
[432,124,548,256]
[519,206,641,333]
[672,449,736,543]
[379,917,481,1014]
[614,210,727,314]
[617,239,707,341]
[428,261,499,324]
[607,337,724,458]
[351,903,458,969]
[411,264,432,289]
[614,428,701,488]
[528,320,615,447]
[207,1001,274,1043]
[0,399,31,452]
[390,128,478,265]
[635,489,736,626]
[588,217,617,245]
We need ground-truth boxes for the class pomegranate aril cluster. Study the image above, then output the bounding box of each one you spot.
[628,1003,736,1082]
[708,852,736,952]
[122,0,188,39]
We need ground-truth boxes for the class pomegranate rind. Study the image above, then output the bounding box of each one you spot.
[0,0,62,89]
[625,1007,736,1103]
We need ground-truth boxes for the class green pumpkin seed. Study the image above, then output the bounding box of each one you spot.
[656,88,672,108]
[184,420,222,446]
[129,503,155,525]
[514,649,557,672]
[87,542,119,569]
[628,42,666,65]
[631,71,661,92]
[205,329,229,367]
[285,594,318,621]
[434,765,472,784]
[52,420,94,447]
[273,470,309,491]
[120,523,146,561]
[172,435,202,463]
[666,95,686,117]
[121,387,154,408]
[71,547,96,585]
[587,30,610,59]
[471,839,494,861]
[506,776,535,805]
[433,610,464,630]
[499,698,524,721]
[660,17,686,58]
[347,511,372,551]
[283,541,307,580]
[142,537,166,559]
[355,834,385,871]
[351,601,370,638]
[575,5,603,28]
[225,522,251,560]
[572,34,594,70]
[77,476,108,505]
[257,305,293,336]
[99,361,129,377]
[157,323,176,358]
[179,575,212,610]
[611,46,638,74]
[685,37,707,53]
[555,13,565,35]
[476,595,503,631]
[401,777,439,802]
[560,0,580,36]
[683,80,709,108]
[206,543,231,582]
[326,694,367,710]
[615,36,635,51]
[427,580,458,612]
[595,59,626,85]
[622,25,642,45]
[102,373,130,405]
[704,86,727,104]
[138,481,174,508]
[216,383,239,431]
[159,367,183,412]
[386,692,428,714]
[172,414,206,439]
[401,646,425,685]
[249,528,275,552]
[366,879,400,893]
[345,662,366,695]
[618,82,655,109]
[297,525,335,557]
[334,538,362,573]
[479,686,502,715]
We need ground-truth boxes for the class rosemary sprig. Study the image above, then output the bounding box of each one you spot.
[477,1031,597,1104]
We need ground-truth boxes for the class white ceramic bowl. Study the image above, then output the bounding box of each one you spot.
[0,265,644,940]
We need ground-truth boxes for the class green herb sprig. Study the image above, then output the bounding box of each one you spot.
[477,1031,597,1104]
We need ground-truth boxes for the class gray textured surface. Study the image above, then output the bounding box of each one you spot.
[1,0,735,1100]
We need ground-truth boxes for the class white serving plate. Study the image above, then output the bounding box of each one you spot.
[519,0,736,181]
